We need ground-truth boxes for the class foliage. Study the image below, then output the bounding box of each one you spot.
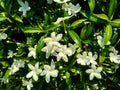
[0,0,120,90]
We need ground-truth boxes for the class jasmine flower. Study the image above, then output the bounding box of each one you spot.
[62,2,81,16]
[109,48,120,64]
[56,45,73,62]
[53,0,70,3]
[76,51,89,65]
[0,32,7,41]
[23,79,33,90]
[17,0,31,17]
[40,60,58,83]
[86,65,102,80]
[28,45,37,59]
[9,59,25,75]
[26,62,42,81]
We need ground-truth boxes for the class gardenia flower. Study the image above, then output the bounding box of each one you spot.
[28,45,37,59]
[62,2,81,16]
[23,79,33,90]
[0,32,7,41]
[26,62,42,81]
[17,0,31,17]
[42,32,62,58]
[9,59,25,75]
[56,45,73,62]
[109,48,120,64]
[86,65,102,80]
[40,60,58,83]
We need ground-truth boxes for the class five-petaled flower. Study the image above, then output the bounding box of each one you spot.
[17,0,31,17]
[28,45,37,59]
[86,65,102,80]
[42,32,62,58]
[40,60,58,83]
[23,79,33,90]
[26,62,42,81]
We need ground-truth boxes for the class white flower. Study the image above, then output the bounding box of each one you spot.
[56,45,73,62]
[26,62,42,81]
[42,45,57,59]
[68,43,77,54]
[76,51,89,65]
[9,59,25,75]
[62,3,81,16]
[7,50,14,59]
[47,0,53,4]
[97,35,110,48]
[53,0,69,3]
[92,84,99,90]
[23,79,33,90]
[87,52,98,65]
[0,32,7,41]
[86,65,102,80]
[109,48,120,64]
[17,0,31,17]
[42,32,62,58]
[54,16,72,24]
[28,45,37,59]
[40,60,58,83]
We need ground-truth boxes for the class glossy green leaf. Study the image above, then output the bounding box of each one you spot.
[110,31,118,44]
[108,0,117,20]
[3,69,10,83]
[94,13,109,21]
[99,54,105,64]
[111,19,120,27]
[36,35,45,53]
[80,25,87,39]
[22,26,43,33]
[85,23,93,38]
[45,24,60,31]
[66,72,71,90]
[88,0,95,13]
[103,24,112,45]
[12,14,23,23]
[71,19,85,28]
[68,30,82,48]
[0,14,7,21]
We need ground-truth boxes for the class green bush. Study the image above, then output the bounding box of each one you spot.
[0,0,120,90]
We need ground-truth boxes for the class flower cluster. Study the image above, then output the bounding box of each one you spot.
[0,0,120,90]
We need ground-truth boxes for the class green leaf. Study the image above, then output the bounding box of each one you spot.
[45,24,60,31]
[65,72,71,90]
[94,13,109,21]
[12,14,23,23]
[85,23,93,38]
[111,19,120,27]
[88,0,95,13]
[71,19,85,28]
[68,30,82,48]
[3,69,10,83]
[80,25,87,39]
[22,26,43,33]
[36,35,45,53]
[103,24,112,45]
[110,31,118,44]
[108,0,117,20]
[99,54,105,64]
[0,14,7,21]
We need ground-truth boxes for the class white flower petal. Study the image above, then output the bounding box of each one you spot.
[46,73,50,83]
